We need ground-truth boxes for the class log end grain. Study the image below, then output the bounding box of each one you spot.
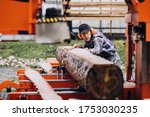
[86,65,124,99]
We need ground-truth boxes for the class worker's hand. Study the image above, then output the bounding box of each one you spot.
[84,48,90,51]
[73,44,80,48]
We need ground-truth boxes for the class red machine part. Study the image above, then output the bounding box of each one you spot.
[2,58,89,100]
[0,80,19,92]
[8,92,89,100]
[7,68,89,100]
[125,0,150,99]
[0,0,42,34]
[0,58,135,100]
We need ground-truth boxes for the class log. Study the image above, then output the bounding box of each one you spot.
[55,46,124,99]
[66,9,127,13]
[68,14,125,17]
[38,62,53,74]
[63,2,126,7]
[25,67,62,100]
[65,16,125,20]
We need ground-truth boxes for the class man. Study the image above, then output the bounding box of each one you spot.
[77,23,121,67]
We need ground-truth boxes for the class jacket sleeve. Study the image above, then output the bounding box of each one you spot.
[90,37,103,55]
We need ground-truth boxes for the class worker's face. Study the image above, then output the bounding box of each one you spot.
[80,31,91,42]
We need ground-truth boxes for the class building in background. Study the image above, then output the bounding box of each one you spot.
[0,0,126,41]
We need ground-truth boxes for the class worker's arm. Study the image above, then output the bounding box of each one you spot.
[89,37,103,55]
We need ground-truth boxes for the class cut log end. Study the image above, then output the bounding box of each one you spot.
[86,66,123,99]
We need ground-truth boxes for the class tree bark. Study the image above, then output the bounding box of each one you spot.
[55,46,124,99]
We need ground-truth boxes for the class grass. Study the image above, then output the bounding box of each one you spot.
[0,39,125,64]
[113,40,126,64]
[0,40,83,59]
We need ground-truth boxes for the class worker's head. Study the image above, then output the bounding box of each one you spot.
[78,24,92,42]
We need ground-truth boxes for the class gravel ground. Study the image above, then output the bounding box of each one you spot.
[0,67,17,82]
[0,56,127,82]
[0,56,45,82]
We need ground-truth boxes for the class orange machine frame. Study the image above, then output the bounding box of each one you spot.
[125,0,150,99]
[0,58,136,100]
[0,0,42,34]
[131,0,150,42]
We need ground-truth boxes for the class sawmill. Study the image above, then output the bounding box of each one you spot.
[0,0,150,100]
